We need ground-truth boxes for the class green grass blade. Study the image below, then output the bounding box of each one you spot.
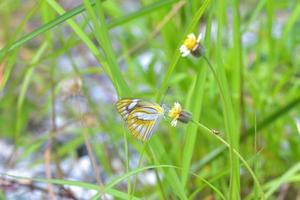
[91,190,141,200]
[0,0,176,59]
[87,0,130,97]
[45,0,127,96]
[192,120,265,199]
[0,1,93,58]
[108,0,176,28]
[214,0,240,198]
[181,68,207,187]
[155,0,211,102]
[148,139,188,199]
[192,95,300,172]
[15,42,48,140]
[264,162,300,198]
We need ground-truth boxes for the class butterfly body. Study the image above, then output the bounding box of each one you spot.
[116,99,164,141]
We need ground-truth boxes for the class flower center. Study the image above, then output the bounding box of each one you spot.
[184,37,197,50]
[168,106,182,119]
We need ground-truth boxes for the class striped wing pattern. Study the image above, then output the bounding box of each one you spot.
[116,99,164,141]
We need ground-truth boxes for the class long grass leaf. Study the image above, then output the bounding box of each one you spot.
[181,68,207,186]
[155,0,211,102]
[15,42,48,139]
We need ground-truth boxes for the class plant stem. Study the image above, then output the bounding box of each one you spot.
[192,119,264,199]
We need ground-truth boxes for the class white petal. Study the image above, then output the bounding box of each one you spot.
[171,120,178,127]
[179,45,191,57]
[180,45,190,57]
[179,45,187,53]
[182,51,190,57]
[174,102,181,109]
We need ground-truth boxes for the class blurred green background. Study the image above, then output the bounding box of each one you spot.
[0,0,300,199]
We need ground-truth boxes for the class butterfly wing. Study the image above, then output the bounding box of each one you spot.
[116,99,140,120]
[127,106,163,141]
[116,99,164,141]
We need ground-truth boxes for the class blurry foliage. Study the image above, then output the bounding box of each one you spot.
[0,0,300,199]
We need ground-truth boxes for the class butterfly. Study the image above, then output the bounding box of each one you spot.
[116,99,165,141]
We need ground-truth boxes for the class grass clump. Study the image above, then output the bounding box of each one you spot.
[0,0,300,199]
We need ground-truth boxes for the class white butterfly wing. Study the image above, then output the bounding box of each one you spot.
[127,108,163,141]
[116,99,164,141]
[116,99,140,120]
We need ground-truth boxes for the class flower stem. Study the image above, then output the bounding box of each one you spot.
[203,56,226,103]
[191,119,265,199]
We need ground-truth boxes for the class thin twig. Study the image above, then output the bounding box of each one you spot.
[64,45,107,198]
[76,96,107,200]
[0,177,77,200]
[0,59,4,88]
[44,146,55,199]
[278,183,289,200]
[82,132,105,192]
[44,64,57,200]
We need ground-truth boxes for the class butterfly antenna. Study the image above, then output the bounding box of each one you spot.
[160,87,171,115]
[160,86,170,105]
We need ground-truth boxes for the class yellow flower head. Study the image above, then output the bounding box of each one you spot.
[180,33,204,57]
[168,102,192,127]
[184,34,198,50]
[168,102,182,127]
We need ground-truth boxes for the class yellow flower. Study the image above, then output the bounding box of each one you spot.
[179,33,204,57]
[168,102,182,127]
[168,102,192,127]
